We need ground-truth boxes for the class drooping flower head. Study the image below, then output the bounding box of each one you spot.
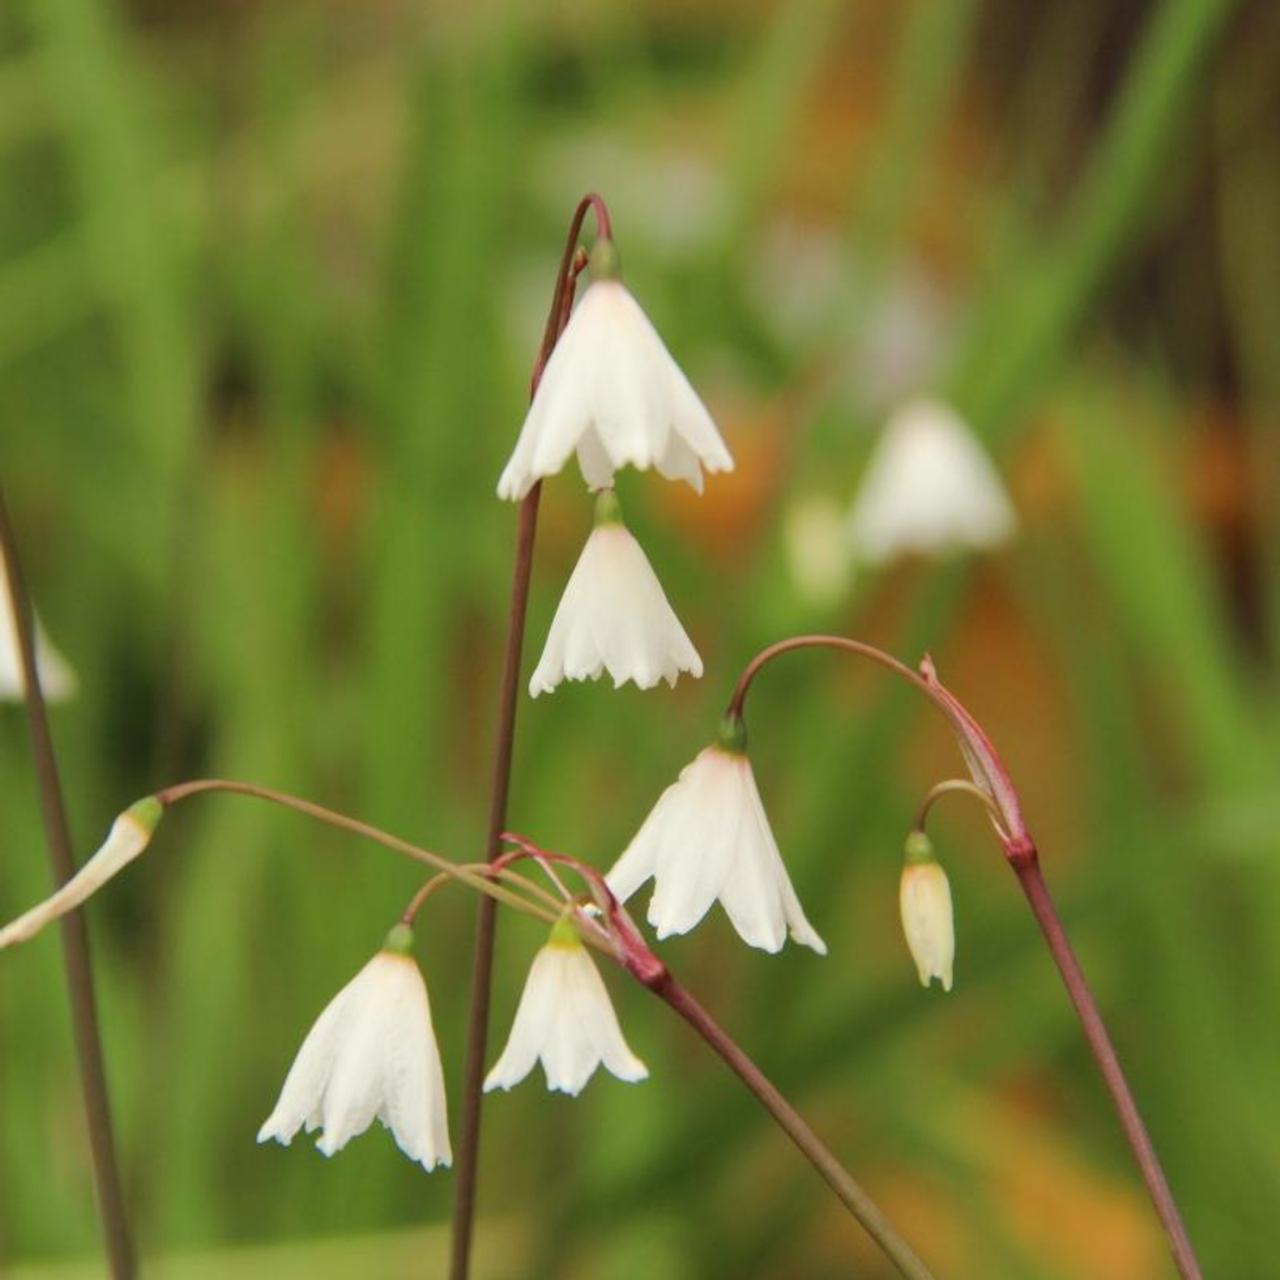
[497,238,734,501]
[899,831,954,992]
[0,551,77,702]
[848,398,1015,564]
[485,916,648,1096]
[258,924,452,1171]
[607,718,827,955]
[529,488,702,697]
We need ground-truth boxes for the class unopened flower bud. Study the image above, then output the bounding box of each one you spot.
[899,831,954,992]
[0,797,163,949]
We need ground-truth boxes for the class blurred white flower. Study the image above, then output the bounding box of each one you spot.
[529,492,701,697]
[258,928,451,1171]
[0,553,77,702]
[848,399,1015,563]
[0,797,162,949]
[497,243,734,501]
[607,741,827,955]
[899,833,954,991]
[783,495,854,607]
[484,919,647,1096]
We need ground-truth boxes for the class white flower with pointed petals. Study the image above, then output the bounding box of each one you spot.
[848,398,1015,563]
[899,833,954,991]
[258,927,451,1171]
[529,492,701,697]
[0,798,162,949]
[497,241,733,501]
[485,920,647,1096]
[607,739,827,955]
[1,553,77,702]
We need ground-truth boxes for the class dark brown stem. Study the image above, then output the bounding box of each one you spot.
[450,194,609,1280]
[1015,859,1202,1280]
[0,488,135,1279]
[652,973,937,1280]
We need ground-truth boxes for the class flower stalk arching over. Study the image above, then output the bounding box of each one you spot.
[485,915,648,1095]
[724,631,1203,1280]
[496,237,734,501]
[607,718,827,955]
[529,488,702,697]
[258,924,452,1171]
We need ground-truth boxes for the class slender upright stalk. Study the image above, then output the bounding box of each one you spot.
[449,195,608,1280]
[652,973,936,1280]
[1015,859,1202,1280]
[0,488,135,1279]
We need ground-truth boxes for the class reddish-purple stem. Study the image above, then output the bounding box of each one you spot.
[449,194,610,1280]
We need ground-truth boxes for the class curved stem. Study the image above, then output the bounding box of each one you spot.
[451,193,611,1280]
[0,487,135,1278]
[652,973,936,1280]
[1015,860,1202,1280]
[156,780,558,926]
[402,866,567,927]
[913,778,1004,833]
[726,633,929,720]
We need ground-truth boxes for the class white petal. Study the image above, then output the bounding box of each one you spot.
[848,399,1016,564]
[900,861,954,991]
[615,747,826,954]
[528,524,701,697]
[484,945,564,1091]
[259,951,451,1168]
[563,948,647,1084]
[495,280,734,498]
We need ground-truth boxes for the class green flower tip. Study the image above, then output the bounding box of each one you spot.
[904,830,936,866]
[715,713,748,755]
[593,487,623,527]
[383,922,416,956]
[589,236,622,282]
[548,915,583,950]
[125,796,164,835]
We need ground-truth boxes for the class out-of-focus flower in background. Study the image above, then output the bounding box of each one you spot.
[0,553,77,702]
[782,493,855,607]
[848,398,1016,564]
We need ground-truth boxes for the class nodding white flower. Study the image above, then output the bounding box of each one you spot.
[0,798,162,949]
[529,490,702,697]
[848,398,1015,563]
[258,926,451,1171]
[485,918,647,1096]
[0,553,77,702]
[899,832,954,992]
[607,730,827,955]
[496,239,733,501]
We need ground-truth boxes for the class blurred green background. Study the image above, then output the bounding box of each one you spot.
[1,0,1277,1275]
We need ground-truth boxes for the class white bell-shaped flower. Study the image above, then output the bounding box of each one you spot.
[899,832,954,991]
[0,798,162,949]
[607,728,827,955]
[485,918,647,1096]
[1,552,77,702]
[848,398,1015,563]
[529,490,702,697]
[497,240,733,501]
[258,926,452,1171]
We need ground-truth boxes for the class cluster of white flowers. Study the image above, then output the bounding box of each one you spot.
[500,237,733,697]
